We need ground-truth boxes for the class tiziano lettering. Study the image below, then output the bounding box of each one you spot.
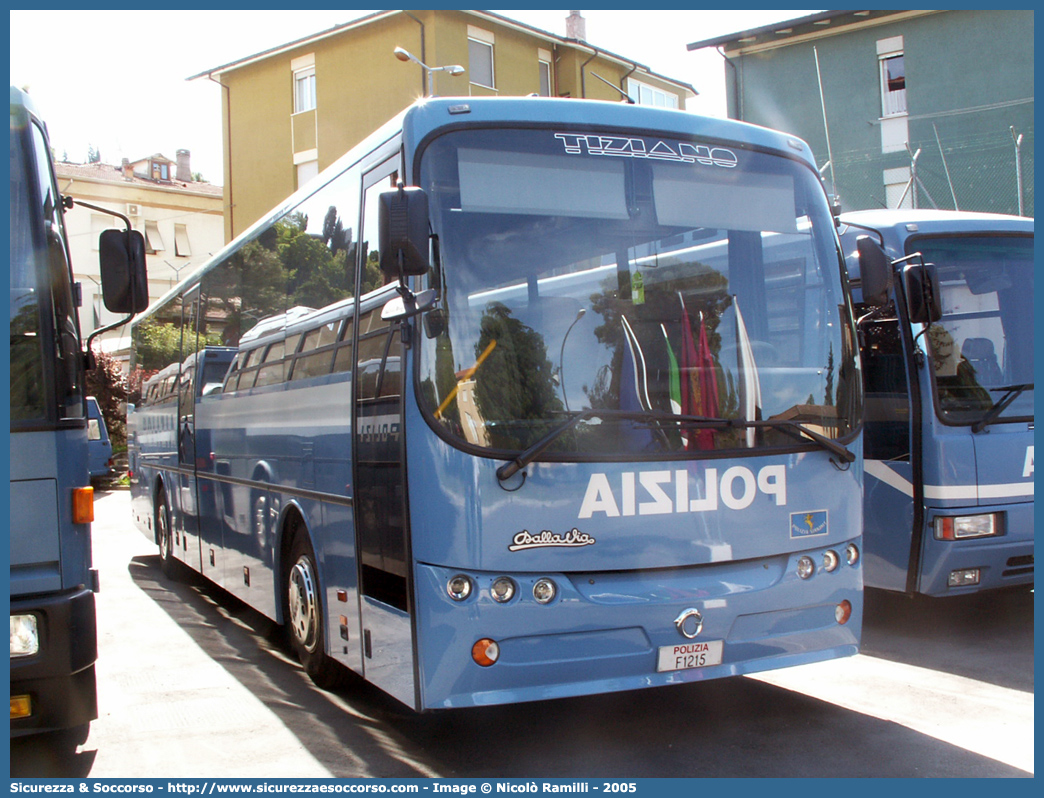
[578,465,787,519]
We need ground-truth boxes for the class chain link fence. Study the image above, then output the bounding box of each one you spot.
[829,119,1033,218]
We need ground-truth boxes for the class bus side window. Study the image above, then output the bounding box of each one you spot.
[290,321,340,382]
[332,318,355,374]
[253,341,287,388]
[356,311,392,401]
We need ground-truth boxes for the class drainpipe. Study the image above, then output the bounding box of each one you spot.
[717,46,740,120]
[579,44,598,99]
[620,61,638,100]
[402,11,427,97]
[207,74,234,240]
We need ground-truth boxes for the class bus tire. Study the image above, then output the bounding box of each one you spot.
[284,532,343,689]
[155,488,178,579]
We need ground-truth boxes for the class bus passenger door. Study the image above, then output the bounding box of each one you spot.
[860,314,916,591]
[351,160,417,708]
[175,287,203,572]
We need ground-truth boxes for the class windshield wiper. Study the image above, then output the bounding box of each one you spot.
[495,408,855,481]
[752,418,855,463]
[495,408,727,481]
[972,383,1033,433]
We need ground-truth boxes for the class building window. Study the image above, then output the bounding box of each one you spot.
[174,224,191,257]
[880,54,906,116]
[294,66,316,114]
[144,220,165,254]
[468,26,495,89]
[877,36,906,118]
[151,161,169,181]
[538,49,553,96]
[627,78,678,109]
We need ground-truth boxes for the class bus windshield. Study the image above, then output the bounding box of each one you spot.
[417,127,858,457]
[919,235,1034,425]
[9,112,83,425]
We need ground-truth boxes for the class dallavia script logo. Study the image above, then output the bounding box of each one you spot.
[509,528,596,552]
[555,133,738,168]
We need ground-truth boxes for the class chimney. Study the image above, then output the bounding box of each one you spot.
[121,158,133,180]
[566,10,586,41]
[176,149,191,182]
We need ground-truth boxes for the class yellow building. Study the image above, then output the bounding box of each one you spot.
[56,151,224,355]
[191,10,696,240]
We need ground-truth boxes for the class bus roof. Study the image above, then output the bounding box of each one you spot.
[398,96,819,167]
[841,208,1032,237]
[839,209,1033,282]
[132,96,823,330]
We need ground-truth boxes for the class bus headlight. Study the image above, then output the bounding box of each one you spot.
[447,575,473,601]
[935,514,999,540]
[823,550,840,572]
[490,577,516,603]
[10,614,39,658]
[796,556,815,580]
[845,543,860,566]
[533,578,557,604]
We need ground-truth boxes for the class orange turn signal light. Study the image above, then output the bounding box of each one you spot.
[73,486,94,524]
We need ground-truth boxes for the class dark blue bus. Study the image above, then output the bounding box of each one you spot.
[10,85,145,742]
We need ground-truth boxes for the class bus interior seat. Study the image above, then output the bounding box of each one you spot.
[961,337,1003,386]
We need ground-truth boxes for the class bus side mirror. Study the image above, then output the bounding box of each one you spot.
[904,261,942,324]
[856,235,892,307]
[379,185,430,280]
[99,229,148,314]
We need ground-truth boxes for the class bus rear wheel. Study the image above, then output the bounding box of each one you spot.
[284,533,343,689]
[155,489,178,578]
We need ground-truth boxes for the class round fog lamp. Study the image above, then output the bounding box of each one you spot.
[823,550,839,572]
[797,556,815,580]
[491,576,516,603]
[533,578,557,604]
[835,600,853,624]
[472,638,500,667]
[447,575,472,601]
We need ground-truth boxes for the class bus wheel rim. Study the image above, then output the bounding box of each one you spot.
[288,556,319,652]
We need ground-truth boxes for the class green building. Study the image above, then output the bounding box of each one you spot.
[688,10,1033,216]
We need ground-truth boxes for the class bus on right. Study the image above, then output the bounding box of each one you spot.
[841,209,1033,596]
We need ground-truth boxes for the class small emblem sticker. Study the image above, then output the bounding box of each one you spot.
[790,510,828,539]
[509,528,596,552]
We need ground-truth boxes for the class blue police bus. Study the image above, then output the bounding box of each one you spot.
[841,209,1033,596]
[10,86,146,741]
[128,97,864,709]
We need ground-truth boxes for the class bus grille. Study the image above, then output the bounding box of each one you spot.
[1003,554,1034,578]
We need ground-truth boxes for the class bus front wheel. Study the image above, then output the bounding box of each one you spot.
[284,533,343,689]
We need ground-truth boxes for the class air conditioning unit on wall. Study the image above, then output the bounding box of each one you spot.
[127,203,141,217]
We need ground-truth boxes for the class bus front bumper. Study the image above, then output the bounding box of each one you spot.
[10,587,98,737]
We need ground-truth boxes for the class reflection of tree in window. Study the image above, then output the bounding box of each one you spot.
[472,303,563,449]
[928,325,991,410]
[585,265,738,447]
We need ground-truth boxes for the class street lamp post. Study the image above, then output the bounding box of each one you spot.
[394,47,465,96]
